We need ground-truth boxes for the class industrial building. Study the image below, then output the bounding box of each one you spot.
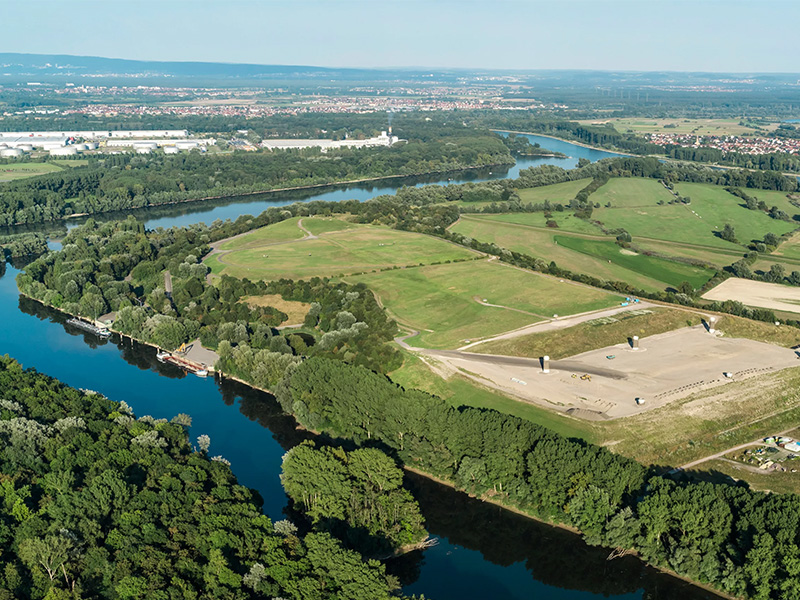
[260,131,400,152]
[0,130,188,139]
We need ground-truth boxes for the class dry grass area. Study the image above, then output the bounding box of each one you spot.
[717,314,800,347]
[243,294,311,325]
[688,459,800,495]
[703,278,800,317]
[599,366,800,466]
[472,308,701,360]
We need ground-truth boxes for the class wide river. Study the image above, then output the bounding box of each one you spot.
[0,135,723,600]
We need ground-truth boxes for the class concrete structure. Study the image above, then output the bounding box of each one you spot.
[0,148,24,158]
[49,147,79,157]
[542,355,550,374]
[261,131,400,152]
[0,135,69,150]
[106,138,209,149]
[632,335,640,350]
[163,146,180,154]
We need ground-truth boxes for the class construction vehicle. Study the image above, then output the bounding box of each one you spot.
[580,374,592,381]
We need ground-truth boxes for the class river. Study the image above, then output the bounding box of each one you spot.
[0,135,724,600]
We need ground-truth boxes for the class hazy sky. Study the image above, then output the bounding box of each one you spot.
[4,0,798,72]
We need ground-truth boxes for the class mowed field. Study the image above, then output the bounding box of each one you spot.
[206,217,478,280]
[350,260,621,349]
[516,178,593,204]
[591,182,797,249]
[452,215,714,292]
[0,162,62,182]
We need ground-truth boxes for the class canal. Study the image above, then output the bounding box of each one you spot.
[0,135,724,600]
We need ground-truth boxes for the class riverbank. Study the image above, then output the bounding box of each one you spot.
[493,129,634,157]
[7,159,515,229]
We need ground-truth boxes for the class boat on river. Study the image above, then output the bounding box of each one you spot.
[156,350,209,377]
[65,317,111,339]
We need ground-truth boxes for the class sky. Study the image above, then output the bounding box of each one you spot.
[4,0,799,73]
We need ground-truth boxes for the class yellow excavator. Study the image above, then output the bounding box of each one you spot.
[580,374,592,381]
[176,342,192,354]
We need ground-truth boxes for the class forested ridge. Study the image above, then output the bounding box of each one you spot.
[0,356,403,600]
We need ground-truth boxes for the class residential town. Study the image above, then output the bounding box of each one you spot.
[647,131,800,155]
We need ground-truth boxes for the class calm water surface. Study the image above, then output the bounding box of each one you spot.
[0,136,723,599]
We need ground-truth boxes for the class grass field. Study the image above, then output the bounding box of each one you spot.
[478,211,603,235]
[0,162,62,182]
[351,260,621,349]
[472,307,701,360]
[452,216,704,292]
[553,236,716,288]
[516,178,593,204]
[590,177,677,208]
[208,218,477,280]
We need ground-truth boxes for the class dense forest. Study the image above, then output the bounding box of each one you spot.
[17,218,401,375]
[276,356,800,600]
[0,356,403,600]
[281,442,428,558]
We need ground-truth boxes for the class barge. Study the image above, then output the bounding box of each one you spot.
[156,351,209,377]
[66,318,111,339]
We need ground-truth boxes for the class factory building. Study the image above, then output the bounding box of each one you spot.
[0,130,189,139]
[0,135,70,150]
[260,131,400,152]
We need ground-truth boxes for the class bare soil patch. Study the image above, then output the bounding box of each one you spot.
[702,277,800,316]
[243,294,311,325]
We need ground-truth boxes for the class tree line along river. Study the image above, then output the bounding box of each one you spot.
[0,135,725,600]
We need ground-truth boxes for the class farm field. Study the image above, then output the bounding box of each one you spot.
[0,162,62,182]
[207,217,477,280]
[578,117,776,136]
[350,260,621,349]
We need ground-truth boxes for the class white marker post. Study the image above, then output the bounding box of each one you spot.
[709,316,716,334]
[542,355,550,374]
[632,336,639,350]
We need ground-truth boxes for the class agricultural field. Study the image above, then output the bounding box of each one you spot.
[0,162,62,182]
[206,217,477,280]
[350,259,621,349]
[578,117,777,136]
